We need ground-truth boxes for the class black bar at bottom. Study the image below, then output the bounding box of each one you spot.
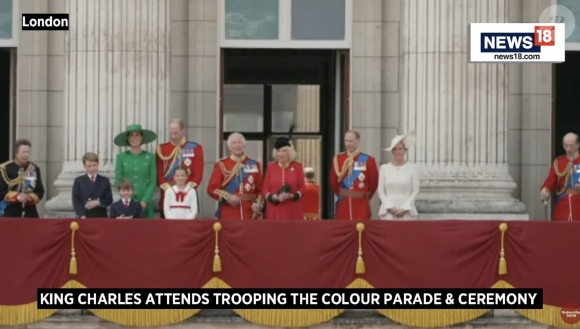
[36,288,543,310]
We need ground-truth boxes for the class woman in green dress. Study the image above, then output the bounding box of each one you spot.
[114,124,158,218]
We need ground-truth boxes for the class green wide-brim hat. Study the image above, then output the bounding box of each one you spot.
[114,124,158,147]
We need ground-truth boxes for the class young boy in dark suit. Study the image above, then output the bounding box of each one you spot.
[72,152,113,218]
[110,179,144,218]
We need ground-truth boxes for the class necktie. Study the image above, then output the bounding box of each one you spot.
[125,200,130,208]
[91,176,96,184]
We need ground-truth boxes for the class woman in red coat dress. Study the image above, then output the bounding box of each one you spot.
[262,131,307,220]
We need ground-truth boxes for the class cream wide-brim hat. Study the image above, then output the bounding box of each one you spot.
[384,130,416,151]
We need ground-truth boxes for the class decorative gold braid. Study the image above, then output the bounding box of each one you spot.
[157,145,183,179]
[553,153,579,195]
[0,162,23,189]
[356,222,365,274]
[219,156,245,187]
[334,150,362,183]
[213,222,222,272]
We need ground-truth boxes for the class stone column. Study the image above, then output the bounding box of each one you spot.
[45,0,170,216]
[295,86,321,175]
[401,0,527,219]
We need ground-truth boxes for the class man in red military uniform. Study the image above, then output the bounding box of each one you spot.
[207,133,264,220]
[303,167,320,220]
[541,132,580,221]
[330,130,379,220]
[157,119,204,218]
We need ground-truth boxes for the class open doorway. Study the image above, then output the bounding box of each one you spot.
[0,48,14,164]
[220,49,349,219]
[553,51,580,157]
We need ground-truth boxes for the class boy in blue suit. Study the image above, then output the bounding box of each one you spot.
[72,152,113,218]
[110,179,144,218]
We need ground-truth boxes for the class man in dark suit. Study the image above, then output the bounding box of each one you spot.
[72,152,113,218]
[110,179,144,218]
[0,139,45,217]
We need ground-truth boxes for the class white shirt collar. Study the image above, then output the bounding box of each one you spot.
[173,185,189,192]
[122,198,131,203]
[87,173,97,179]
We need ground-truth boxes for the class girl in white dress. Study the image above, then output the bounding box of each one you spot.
[163,165,199,220]
[378,130,420,220]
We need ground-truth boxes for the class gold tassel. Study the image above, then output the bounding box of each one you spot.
[69,221,80,275]
[213,222,222,273]
[498,223,508,275]
[356,222,365,274]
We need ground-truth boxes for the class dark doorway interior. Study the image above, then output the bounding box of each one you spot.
[221,49,343,219]
[553,51,580,157]
[0,49,12,164]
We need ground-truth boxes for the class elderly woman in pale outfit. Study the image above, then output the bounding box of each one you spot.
[378,130,420,220]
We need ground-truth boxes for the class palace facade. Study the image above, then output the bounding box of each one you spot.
[3,0,580,220]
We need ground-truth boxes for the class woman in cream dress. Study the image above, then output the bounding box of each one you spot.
[378,130,420,220]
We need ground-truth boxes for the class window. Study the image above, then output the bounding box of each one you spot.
[558,0,580,50]
[225,0,279,40]
[0,0,16,47]
[0,0,12,39]
[291,0,345,40]
[223,85,264,132]
[219,0,352,48]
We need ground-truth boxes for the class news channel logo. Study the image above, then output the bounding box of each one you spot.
[469,23,565,63]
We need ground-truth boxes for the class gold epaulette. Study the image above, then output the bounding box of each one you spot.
[0,160,22,188]
[0,160,13,169]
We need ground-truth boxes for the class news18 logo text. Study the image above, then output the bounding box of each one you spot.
[22,14,69,31]
[469,23,565,63]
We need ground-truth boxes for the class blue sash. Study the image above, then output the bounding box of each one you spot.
[166,142,198,181]
[0,163,36,216]
[336,154,369,206]
[556,164,580,203]
[215,159,255,219]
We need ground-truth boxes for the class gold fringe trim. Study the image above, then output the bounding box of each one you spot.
[500,281,580,328]
[207,278,353,328]
[87,279,203,327]
[498,223,508,275]
[2,278,579,327]
[0,280,82,325]
[213,222,222,273]
[356,222,366,274]
[70,221,79,275]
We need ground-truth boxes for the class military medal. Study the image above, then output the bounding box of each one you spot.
[359,183,365,188]
[248,176,254,184]
[245,183,252,191]
[359,173,365,181]
[184,158,192,166]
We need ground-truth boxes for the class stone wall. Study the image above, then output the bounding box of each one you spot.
[15,0,556,220]
[6,309,545,329]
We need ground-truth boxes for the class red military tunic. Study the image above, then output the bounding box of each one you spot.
[262,161,308,220]
[303,181,320,220]
[207,155,264,220]
[541,153,580,221]
[330,150,379,220]
[156,138,204,210]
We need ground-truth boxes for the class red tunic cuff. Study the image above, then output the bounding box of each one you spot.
[4,191,20,203]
